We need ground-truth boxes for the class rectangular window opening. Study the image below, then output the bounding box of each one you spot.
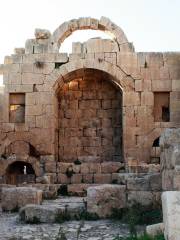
[9,93,25,123]
[154,92,170,122]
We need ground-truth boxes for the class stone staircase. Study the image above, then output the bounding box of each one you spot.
[20,196,86,223]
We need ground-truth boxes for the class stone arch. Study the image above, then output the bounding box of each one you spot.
[55,66,124,163]
[5,161,36,184]
[51,59,133,93]
[51,16,129,51]
[152,137,160,147]
[0,154,41,184]
[0,141,41,181]
[3,140,40,159]
[143,128,163,164]
[146,128,164,149]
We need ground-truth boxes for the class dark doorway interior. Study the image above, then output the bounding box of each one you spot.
[5,161,35,185]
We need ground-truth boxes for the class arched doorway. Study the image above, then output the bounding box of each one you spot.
[150,137,160,164]
[57,68,123,163]
[5,161,36,185]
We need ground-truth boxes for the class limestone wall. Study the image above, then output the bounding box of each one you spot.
[58,69,123,163]
[0,16,179,183]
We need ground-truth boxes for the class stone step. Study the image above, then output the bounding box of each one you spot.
[20,196,86,223]
[0,183,62,200]
[68,184,100,196]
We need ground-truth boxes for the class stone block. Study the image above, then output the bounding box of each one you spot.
[94,174,112,184]
[35,29,51,39]
[57,174,71,184]
[127,175,150,191]
[22,73,44,84]
[83,128,96,137]
[146,53,163,67]
[112,173,135,184]
[45,162,56,173]
[162,191,180,240]
[89,163,101,173]
[58,163,73,173]
[71,174,83,184]
[128,191,161,206]
[82,174,93,183]
[141,92,154,106]
[79,100,101,109]
[123,92,140,106]
[152,80,172,92]
[172,80,180,91]
[26,105,43,116]
[146,223,164,237]
[1,187,42,211]
[20,204,60,223]
[135,80,143,92]
[7,84,34,93]
[101,162,123,173]
[87,184,126,218]
[81,163,90,174]
[68,184,91,197]
[149,173,162,191]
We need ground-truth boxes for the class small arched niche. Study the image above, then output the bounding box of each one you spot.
[5,161,36,185]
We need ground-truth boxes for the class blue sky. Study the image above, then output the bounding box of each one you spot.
[0,0,179,65]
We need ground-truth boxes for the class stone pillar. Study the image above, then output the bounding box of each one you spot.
[162,191,180,240]
[160,128,180,191]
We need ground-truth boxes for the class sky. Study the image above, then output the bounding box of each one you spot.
[0,0,180,84]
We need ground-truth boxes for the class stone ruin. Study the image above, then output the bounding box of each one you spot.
[0,16,179,239]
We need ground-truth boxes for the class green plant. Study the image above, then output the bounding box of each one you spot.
[77,210,100,221]
[57,185,68,196]
[113,233,165,240]
[111,202,163,226]
[74,159,82,165]
[55,227,67,240]
[26,216,40,224]
[76,221,84,239]
[112,179,118,184]
[66,166,74,178]
[10,206,19,213]
[55,206,71,223]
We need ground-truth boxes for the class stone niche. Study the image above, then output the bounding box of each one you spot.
[57,69,123,163]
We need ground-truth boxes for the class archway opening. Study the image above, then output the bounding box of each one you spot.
[5,161,36,185]
[59,29,114,53]
[57,68,123,164]
[150,137,160,164]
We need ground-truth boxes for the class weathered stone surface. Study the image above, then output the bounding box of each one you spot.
[20,204,60,223]
[0,16,180,196]
[87,184,126,218]
[128,191,161,206]
[1,187,42,211]
[146,223,164,237]
[0,214,137,240]
[162,191,180,240]
[20,197,86,223]
[36,175,51,184]
[160,128,180,191]
[35,29,51,39]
